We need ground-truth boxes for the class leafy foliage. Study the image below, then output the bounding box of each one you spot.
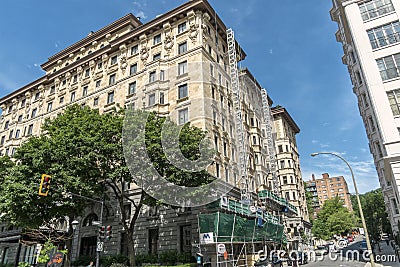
[350,189,391,241]
[312,196,357,240]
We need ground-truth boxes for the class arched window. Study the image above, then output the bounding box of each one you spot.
[83,213,99,227]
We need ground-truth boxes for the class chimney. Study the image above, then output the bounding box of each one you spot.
[312,174,315,181]
[322,173,329,179]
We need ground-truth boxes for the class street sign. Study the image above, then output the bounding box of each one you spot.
[217,243,226,254]
[200,232,214,244]
[96,241,104,252]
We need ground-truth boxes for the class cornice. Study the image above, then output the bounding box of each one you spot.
[41,14,141,70]
[271,107,300,134]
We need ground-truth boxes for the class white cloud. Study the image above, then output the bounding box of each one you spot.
[135,11,147,20]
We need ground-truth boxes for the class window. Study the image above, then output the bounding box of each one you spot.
[361,92,369,107]
[15,129,20,139]
[215,163,220,178]
[111,55,118,65]
[31,108,37,118]
[355,71,363,85]
[70,92,76,102]
[388,89,400,116]
[85,69,90,77]
[93,98,99,106]
[280,160,285,169]
[21,99,26,108]
[368,116,376,132]
[27,124,33,135]
[282,176,288,184]
[73,75,78,83]
[375,141,384,157]
[368,21,400,49]
[47,102,53,112]
[148,228,159,254]
[178,22,187,33]
[8,130,13,140]
[210,63,214,77]
[50,86,55,94]
[180,225,191,253]
[35,92,40,100]
[131,45,138,55]
[17,115,22,123]
[128,82,136,95]
[59,96,64,104]
[130,63,137,75]
[178,84,188,99]
[153,53,161,61]
[107,91,114,104]
[149,93,156,106]
[359,0,394,21]
[178,42,187,54]
[109,74,116,85]
[0,136,4,145]
[149,71,156,83]
[376,53,400,80]
[178,108,188,124]
[178,61,187,75]
[62,80,66,86]
[160,70,165,81]
[159,92,165,104]
[83,86,88,96]
[96,80,101,88]
[392,199,399,214]
[153,34,161,45]
[278,145,283,153]
[97,62,103,70]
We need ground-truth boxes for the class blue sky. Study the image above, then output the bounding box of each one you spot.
[0,0,378,193]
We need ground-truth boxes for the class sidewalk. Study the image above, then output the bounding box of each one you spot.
[364,241,400,267]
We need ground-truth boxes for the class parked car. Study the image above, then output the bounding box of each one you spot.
[359,241,368,253]
[347,236,354,242]
[314,245,328,256]
[287,251,308,265]
[253,255,283,267]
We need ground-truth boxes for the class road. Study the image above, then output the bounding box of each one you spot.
[301,237,399,267]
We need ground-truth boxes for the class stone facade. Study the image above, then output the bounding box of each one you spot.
[0,0,302,265]
[271,107,311,250]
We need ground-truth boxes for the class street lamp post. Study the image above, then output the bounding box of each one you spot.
[311,152,375,267]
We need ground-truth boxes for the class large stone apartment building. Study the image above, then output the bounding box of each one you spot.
[0,0,309,265]
[330,0,400,236]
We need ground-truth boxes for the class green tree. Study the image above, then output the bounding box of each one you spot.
[312,196,356,240]
[0,106,213,266]
[351,189,391,242]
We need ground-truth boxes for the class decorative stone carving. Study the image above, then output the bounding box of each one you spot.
[139,34,149,61]
[102,54,109,69]
[164,35,174,52]
[189,24,198,43]
[140,47,149,61]
[120,54,127,71]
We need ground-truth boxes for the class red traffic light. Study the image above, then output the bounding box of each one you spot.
[38,174,51,196]
[106,225,112,240]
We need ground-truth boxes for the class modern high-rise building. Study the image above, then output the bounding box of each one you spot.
[306,173,353,217]
[330,0,400,236]
[0,0,308,264]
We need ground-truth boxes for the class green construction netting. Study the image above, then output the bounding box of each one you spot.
[199,212,285,243]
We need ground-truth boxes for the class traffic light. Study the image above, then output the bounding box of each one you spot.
[38,174,51,196]
[99,226,105,239]
[106,225,112,240]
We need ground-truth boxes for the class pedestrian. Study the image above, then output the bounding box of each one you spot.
[386,239,389,246]
[87,261,94,267]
